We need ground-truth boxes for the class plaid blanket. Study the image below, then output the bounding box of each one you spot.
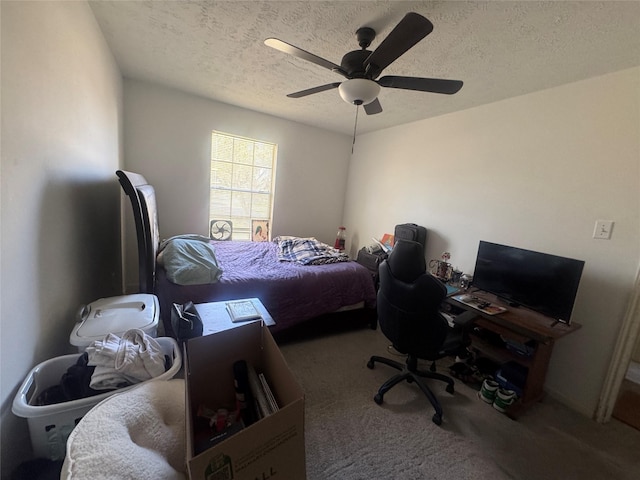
[277,237,349,265]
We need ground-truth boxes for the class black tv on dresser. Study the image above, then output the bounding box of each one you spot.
[472,241,585,324]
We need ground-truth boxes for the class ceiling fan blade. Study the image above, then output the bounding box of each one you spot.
[265,38,348,78]
[378,76,463,94]
[287,82,341,99]
[364,98,383,115]
[364,12,433,78]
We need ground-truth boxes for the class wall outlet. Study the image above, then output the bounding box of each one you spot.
[593,220,614,240]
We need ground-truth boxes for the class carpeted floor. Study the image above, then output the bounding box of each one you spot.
[279,326,640,480]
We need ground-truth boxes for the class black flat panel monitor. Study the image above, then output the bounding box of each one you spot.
[472,241,585,323]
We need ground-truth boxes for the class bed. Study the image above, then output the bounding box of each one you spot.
[116,170,377,336]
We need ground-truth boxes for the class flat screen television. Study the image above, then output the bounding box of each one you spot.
[472,241,585,323]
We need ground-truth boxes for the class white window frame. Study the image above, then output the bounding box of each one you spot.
[209,131,277,241]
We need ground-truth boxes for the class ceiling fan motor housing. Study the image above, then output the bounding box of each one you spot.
[341,50,373,78]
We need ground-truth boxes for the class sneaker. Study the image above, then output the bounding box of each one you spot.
[478,379,499,404]
[493,388,517,412]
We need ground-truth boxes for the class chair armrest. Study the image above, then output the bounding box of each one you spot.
[453,310,479,328]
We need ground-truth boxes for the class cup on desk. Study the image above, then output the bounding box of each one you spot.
[450,269,463,286]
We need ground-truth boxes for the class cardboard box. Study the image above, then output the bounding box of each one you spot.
[185,321,306,480]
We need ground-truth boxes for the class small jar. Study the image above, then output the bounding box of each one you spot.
[459,274,473,290]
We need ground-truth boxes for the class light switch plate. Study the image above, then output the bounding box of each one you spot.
[593,220,614,240]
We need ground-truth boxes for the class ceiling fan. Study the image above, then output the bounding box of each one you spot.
[264,12,463,115]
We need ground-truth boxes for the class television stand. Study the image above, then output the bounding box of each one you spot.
[445,290,581,419]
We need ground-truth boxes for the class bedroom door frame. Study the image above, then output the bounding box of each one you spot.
[595,263,640,422]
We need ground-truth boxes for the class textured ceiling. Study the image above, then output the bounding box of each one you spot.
[89,1,640,135]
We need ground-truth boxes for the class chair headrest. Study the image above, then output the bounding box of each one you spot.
[387,240,426,282]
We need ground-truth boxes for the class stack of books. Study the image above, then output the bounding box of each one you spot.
[234,360,279,425]
[248,365,279,419]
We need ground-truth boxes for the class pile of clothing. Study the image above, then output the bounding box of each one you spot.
[36,329,170,406]
[276,237,349,265]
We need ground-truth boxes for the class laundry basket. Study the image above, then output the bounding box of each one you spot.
[12,337,181,461]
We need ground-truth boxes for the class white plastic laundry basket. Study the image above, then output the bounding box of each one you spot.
[12,337,181,461]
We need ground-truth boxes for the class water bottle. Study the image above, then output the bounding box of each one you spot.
[334,227,346,251]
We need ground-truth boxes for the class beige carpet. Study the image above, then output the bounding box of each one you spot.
[279,326,640,480]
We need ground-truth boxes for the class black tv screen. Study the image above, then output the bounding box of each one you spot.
[472,241,585,322]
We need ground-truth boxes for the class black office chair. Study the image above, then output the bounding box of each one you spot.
[367,239,476,425]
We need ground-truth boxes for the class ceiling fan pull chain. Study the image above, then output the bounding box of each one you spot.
[352,105,359,154]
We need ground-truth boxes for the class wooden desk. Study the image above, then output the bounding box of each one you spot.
[195,298,275,336]
[445,290,581,419]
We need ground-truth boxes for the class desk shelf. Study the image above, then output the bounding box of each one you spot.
[469,334,533,369]
[446,290,581,419]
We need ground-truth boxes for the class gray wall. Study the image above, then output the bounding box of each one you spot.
[343,67,640,417]
[0,1,123,475]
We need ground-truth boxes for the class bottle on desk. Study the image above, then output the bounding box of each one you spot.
[334,226,346,251]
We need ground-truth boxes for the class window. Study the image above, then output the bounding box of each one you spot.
[209,131,277,241]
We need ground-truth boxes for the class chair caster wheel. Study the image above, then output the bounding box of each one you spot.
[374,393,383,405]
[367,360,375,369]
[432,413,442,425]
[446,384,454,394]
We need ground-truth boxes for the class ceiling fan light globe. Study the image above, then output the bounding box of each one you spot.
[338,79,380,106]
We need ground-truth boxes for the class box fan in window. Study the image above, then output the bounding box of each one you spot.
[210,220,233,241]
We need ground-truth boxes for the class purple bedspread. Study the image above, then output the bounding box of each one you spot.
[156,241,377,333]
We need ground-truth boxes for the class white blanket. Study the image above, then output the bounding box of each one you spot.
[62,379,186,480]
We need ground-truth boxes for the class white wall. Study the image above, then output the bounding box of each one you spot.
[343,67,640,416]
[0,1,123,474]
[121,79,352,291]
